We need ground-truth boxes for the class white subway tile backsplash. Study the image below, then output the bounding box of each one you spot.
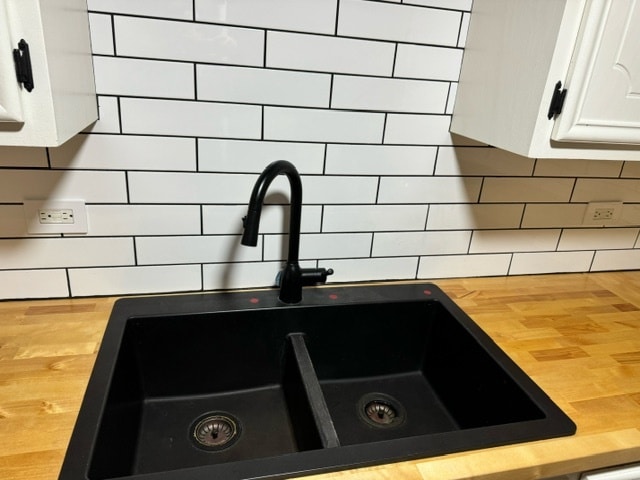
[88,14,114,55]
[264,107,385,143]
[521,204,587,228]
[203,205,322,235]
[0,147,47,167]
[0,170,127,203]
[470,229,561,254]
[115,16,263,65]
[85,96,120,134]
[331,76,448,114]
[69,265,201,297]
[338,0,461,46]
[394,45,463,81]
[621,204,640,227]
[481,178,574,203]
[621,162,640,178]
[572,179,640,203]
[446,83,457,115]
[136,236,262,265]
[267,32,395,76]
[197,65,330,107]
[303,176,379,204]
[88,0,193,19]
[2,0,638,300]
[323,205,428,232]
[121,98,261,138]
[326,257,419,282]
[86,205,201,236]
[418,254,511,279]
[558,228,640,251]
[50,135,196,171]
[0,238,134,269]
[458,12,471,47]
[510,251,594,275]
[0,205,29,237]
[93,57,195,99]
[203,262,282,290]
[195,0,337,34]
[403,0,472,10]
[373,231,471,256]
[436,147,534,176]
[378,177,482,204]
[264,233,372,260]
[384,114,453,145]
[198,139,325,174]
[0,270,69,300]
[534,159,622,177]
[427,204,524,230]
[591,249,640,271]
[128,172,257,204]
[325,145,436,175]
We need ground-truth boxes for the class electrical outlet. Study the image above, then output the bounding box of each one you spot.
[582,201,623,225]
[39,208,75,224]
[24,199,88,234]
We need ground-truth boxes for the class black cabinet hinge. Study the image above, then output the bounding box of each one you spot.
[13,39,34,92]
[547,81,566,119]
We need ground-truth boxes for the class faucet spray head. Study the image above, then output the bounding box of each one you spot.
[240,209,260,246]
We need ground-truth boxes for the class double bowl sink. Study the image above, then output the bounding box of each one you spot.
[60,283,575,479]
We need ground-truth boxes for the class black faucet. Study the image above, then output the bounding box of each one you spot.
[241,160,333,304]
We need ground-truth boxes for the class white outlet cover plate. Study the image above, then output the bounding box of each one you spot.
[23,199,88,234]
[582,201,623,226]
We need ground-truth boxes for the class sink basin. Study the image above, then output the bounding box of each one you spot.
[60,283,575,480]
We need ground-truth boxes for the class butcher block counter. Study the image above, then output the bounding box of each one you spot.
[1,272,640,480]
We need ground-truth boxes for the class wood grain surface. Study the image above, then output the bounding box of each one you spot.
[1,272,639,480]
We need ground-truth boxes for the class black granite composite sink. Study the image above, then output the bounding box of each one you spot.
[59,283,576,480]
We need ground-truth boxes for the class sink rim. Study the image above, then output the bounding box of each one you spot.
[59,283,576,480]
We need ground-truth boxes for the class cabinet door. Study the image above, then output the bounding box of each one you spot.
[552,0,640,144]
[0,1,23,122]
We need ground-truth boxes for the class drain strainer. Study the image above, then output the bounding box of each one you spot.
[358,393,406,428]
[191,412,240,451]
[365,401,397,425]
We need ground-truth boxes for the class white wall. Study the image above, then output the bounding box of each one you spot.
[1,0,640,299]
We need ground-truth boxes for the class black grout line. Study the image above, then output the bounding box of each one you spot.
[65,268,72,295]
[92,53,459,84]
[110,14,117,56]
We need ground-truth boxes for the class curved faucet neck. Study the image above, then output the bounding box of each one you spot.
[242,160,302,263]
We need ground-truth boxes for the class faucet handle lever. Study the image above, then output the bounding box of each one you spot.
[300,267,334,286]
[275,267,333,288]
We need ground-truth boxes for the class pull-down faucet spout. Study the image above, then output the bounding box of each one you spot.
[241,160,333,304]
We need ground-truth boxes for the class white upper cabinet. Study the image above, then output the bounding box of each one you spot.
[0,0,97,146]
[553,0,640,144]
[451,0,640,160]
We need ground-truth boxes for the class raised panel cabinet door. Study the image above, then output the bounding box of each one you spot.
[552,0,640,144]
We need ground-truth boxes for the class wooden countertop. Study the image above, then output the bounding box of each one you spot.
[1,272,640,480]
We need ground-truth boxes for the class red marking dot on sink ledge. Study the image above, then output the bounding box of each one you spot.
[328,294,339,300]
[423,289,432,296]
[249,298,260,304]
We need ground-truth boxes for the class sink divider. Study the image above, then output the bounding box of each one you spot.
[287,333,340,448]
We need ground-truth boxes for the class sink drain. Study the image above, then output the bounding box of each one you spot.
[358,393,406,428]
[191,412,240,451]
[365,401,397,425]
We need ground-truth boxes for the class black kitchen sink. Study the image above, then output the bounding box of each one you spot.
[59,283,575,480]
